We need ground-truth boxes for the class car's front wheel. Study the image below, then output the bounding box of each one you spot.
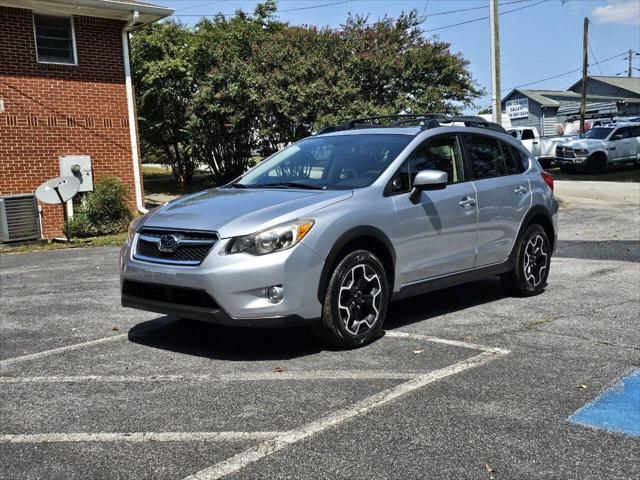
[314,249,389,349]
[501,224,551,296]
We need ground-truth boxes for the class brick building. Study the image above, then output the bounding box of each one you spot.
[0,0,172,239]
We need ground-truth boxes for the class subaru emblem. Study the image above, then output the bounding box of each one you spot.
[158,234,179,253]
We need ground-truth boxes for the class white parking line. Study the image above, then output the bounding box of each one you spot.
[0,371,417,384]
[0,334,127,367]
[0,431,280,444]
[385,330,510,355]
[184,348,508,480]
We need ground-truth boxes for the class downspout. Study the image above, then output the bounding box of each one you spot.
[122,11,147,213]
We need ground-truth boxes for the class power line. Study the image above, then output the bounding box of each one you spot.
[500,51,628,92]
[588,39,603,75]
[425,0,537,18]
[173,0,357,17]
[424,0,549,33]
[173,0,540,19]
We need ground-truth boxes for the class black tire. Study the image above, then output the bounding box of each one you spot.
[501,224,551,297]
[586,153,607,175]
[313,249,389,349]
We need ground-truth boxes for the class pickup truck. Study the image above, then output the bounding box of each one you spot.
[555,122,640,174]
[507,126,574,169]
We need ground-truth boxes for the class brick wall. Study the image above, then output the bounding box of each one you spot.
[0,6,140,238]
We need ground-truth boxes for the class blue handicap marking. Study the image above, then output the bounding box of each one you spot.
[568,368,640,436]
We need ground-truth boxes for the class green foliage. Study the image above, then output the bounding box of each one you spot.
[131,1,484,185]
[67,177,132,237]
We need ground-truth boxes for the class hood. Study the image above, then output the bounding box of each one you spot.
[143,188,353,238]
[562,137,605,149]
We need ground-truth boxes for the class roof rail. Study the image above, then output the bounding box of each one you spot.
[315,113,506,135]
[422,115,506,133]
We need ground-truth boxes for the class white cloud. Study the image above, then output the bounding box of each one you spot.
[592,1,640,26]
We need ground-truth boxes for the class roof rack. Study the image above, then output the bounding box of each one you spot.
[316,114,506,135]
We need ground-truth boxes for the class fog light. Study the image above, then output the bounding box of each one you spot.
[266,285,284,303]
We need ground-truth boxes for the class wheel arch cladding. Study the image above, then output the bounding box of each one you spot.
[317,226,396,302]
[522,207,555,252]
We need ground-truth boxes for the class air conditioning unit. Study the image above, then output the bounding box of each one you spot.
[0,194,41,243]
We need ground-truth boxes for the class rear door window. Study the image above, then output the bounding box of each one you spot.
[463,134,507,179]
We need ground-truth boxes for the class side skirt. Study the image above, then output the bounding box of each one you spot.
[391,260,514,301]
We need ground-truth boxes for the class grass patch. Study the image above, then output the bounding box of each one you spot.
[142,166,218,196]
[548,165,640,182]
[0,233,128,254]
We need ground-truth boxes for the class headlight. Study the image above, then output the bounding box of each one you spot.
[225,220,314,255]
[574,149,589,156]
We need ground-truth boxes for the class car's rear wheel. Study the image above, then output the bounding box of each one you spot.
[501,224,551,297]
[313,249,389,349]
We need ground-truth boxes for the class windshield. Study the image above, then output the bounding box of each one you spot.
[235,134,412,190]
[581,127,613,140]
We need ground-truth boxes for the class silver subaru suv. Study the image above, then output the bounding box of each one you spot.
[121,115,558,348]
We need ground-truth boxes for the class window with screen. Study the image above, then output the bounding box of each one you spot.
[33,14,76,65]
[388,134,464,194]
[464,134,507,179]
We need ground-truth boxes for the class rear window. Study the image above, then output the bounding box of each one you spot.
[502,142,528,174]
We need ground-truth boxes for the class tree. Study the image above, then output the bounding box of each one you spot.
[130,2,484,186]
[130,22,196,188]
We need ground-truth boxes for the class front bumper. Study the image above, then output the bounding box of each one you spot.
[120,235,325,327]
[555,155,587,165]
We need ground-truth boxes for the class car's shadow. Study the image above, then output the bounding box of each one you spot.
[128,277,510,360]
[385,276,508,330]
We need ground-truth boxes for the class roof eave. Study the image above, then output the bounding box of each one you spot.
[0,0,173,26]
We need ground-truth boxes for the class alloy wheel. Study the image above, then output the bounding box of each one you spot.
[338,264,382,336]
[523,234,548,287]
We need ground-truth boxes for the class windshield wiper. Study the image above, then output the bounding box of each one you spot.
[225,183,246,188]
[252,182,325,190]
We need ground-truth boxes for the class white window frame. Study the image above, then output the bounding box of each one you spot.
[32,12,78,66]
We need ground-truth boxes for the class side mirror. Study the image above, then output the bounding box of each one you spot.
[409,169,448,204]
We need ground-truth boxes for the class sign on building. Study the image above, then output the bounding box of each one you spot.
[506,98,529,119]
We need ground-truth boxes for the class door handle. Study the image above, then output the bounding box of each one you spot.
[458,196,476,209]
[514,185,528,195]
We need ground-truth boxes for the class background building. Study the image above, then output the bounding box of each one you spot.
[501,76,640,136]
[0,0,172,240]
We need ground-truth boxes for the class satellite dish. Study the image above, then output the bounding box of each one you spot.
[36,176,81,205]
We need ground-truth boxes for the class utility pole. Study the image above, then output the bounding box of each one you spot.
[628,49,633,77]
[579,17,588,134]
[490,0,501,125]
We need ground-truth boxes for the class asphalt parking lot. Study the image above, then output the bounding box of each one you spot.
[1,181,639,480]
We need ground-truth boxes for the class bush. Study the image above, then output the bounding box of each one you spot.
[67,176,133,237]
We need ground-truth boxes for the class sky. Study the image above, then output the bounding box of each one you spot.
[158,0,640,113]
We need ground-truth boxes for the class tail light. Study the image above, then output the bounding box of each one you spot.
[541,171,554,192]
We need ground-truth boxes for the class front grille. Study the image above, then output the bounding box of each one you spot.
[134,228,218,265]
[555,146,575,158]
[122,280,218,309]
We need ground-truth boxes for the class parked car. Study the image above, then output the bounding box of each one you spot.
[555,122,640,174]
[507,126,574,169]
[121,114,558,348]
